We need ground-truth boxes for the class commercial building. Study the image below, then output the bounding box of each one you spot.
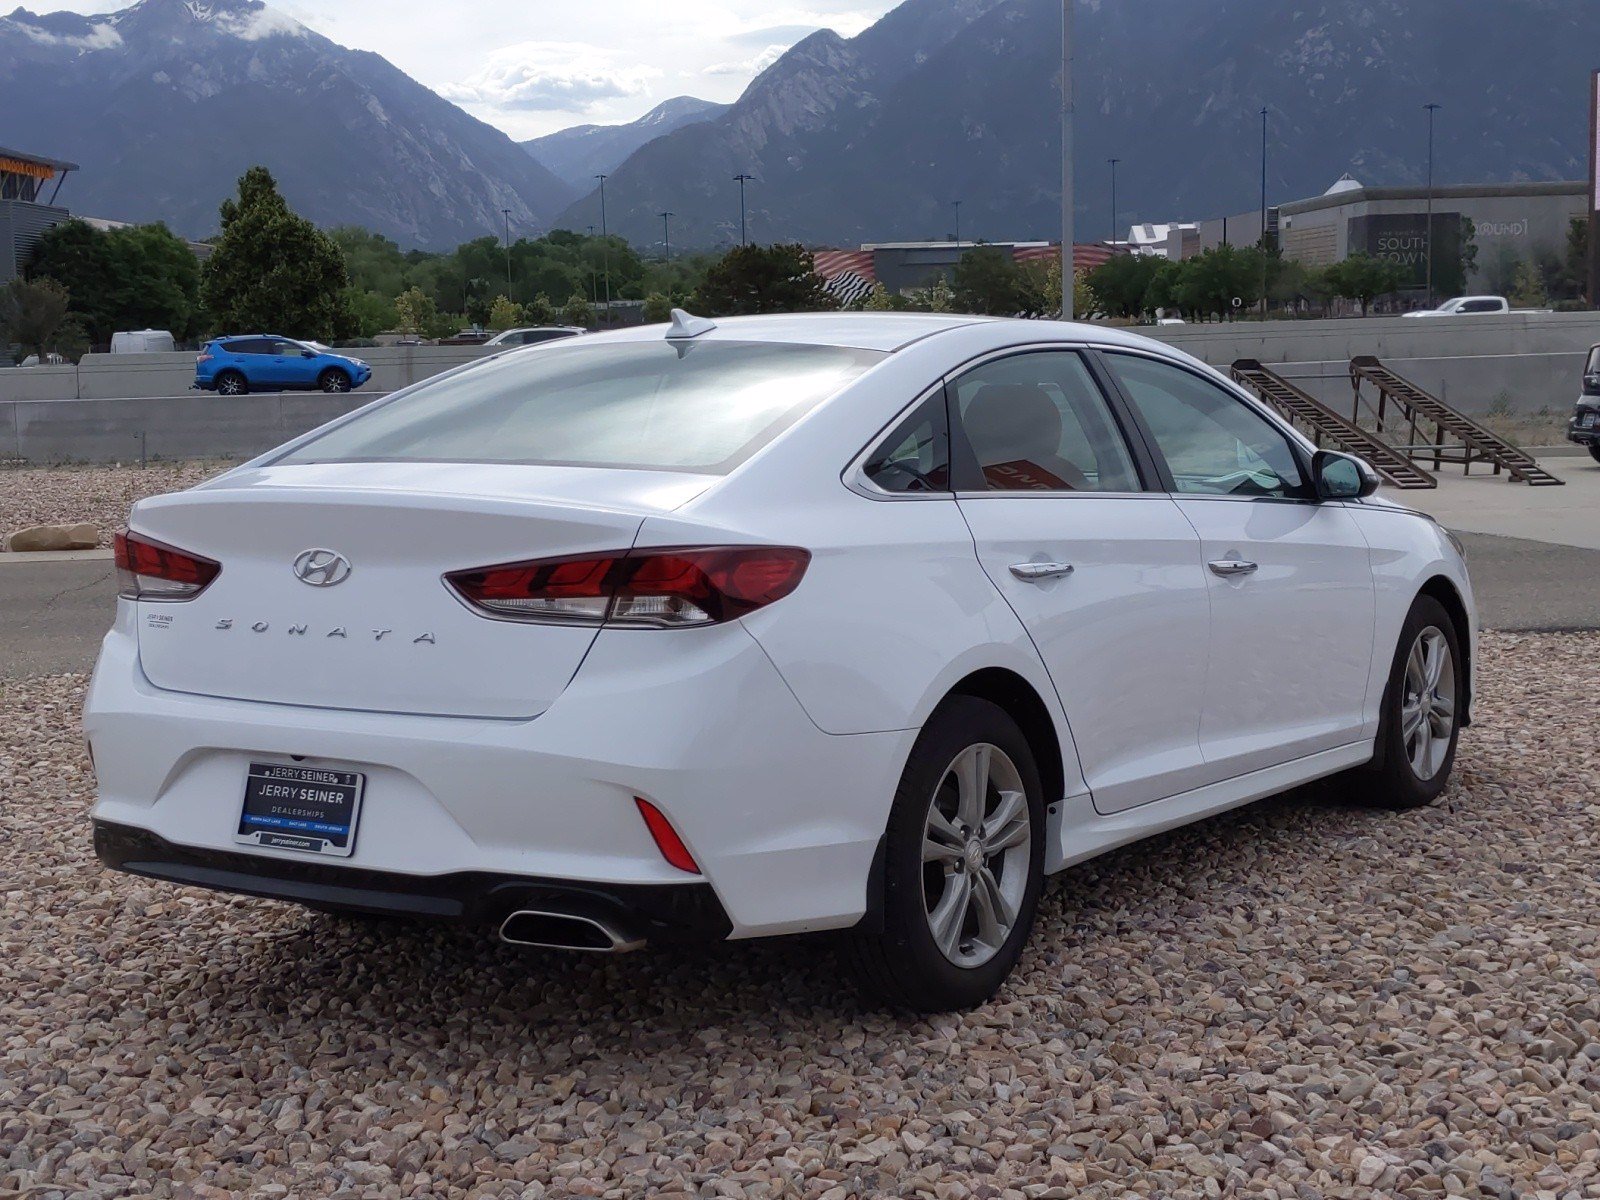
[812,241,1120,302]
[1188,176,1588,294]
[1,144,78,284]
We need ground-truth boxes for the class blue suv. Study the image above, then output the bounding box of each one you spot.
[195,336,372,395]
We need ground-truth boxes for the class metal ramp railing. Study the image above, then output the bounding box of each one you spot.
[1348,356,1564,486]
[1229,359,1437,490]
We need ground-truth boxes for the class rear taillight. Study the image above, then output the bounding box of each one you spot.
[114,530,220,600]
[445,545,810,628]
[196,353,214,363]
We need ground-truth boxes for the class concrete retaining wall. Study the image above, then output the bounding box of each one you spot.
[4,313,1597,465]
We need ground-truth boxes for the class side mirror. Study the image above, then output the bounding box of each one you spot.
[301,349,316,358]
[1313,449,1381,500]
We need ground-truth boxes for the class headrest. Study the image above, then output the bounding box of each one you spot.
[964,384,1062,464]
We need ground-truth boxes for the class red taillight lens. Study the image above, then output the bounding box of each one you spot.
[445,545,809,627]
[114,529,220,600]
[634,797,700,873]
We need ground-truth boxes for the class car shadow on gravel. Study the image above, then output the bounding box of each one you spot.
[171,772,1453,1051]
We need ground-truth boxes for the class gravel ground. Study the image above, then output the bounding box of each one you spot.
[0,462,225,549]
[3,633,1599,1199]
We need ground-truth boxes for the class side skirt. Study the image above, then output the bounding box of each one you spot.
[1047,741,1373,873]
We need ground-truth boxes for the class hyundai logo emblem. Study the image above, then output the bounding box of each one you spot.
[292,548,352,587]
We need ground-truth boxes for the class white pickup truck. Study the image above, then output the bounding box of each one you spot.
[1403,295,1549,317]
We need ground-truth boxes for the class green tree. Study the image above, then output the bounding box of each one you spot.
[1508,260,1549,308]
[948,246,1050,316]
[329,226,410,297]
[0,277,72,362]
[344,288,398,340]
[1321,253,1406,316]
[29,219,200,343]
[561,292,595,327]
[393,286,436,336]
[691,243,838,316]
[1086,253,1164,320]
[487,294,521,331]
[924,274,955,313]
[861,282,896,311]
[1566,218,1589,303]
[201,166,356,340]
[525,293,556,325]
[641,291,673,323]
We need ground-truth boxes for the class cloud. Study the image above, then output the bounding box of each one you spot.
[441,41,661,112]
[214,6,309,41]
[7,18,124,50]
[703,43,788,77]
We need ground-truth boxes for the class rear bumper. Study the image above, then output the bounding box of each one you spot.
[84,601,909,938]
[94,819,730,942]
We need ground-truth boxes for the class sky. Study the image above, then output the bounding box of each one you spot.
[49,0,901,139]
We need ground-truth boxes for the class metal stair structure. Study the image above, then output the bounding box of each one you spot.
[1349,356,1564,486]
[1229,359,1437,490]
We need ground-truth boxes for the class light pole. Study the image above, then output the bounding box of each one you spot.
[1424,103,1441,307]
[500,208,512,297]
[1259,105,1269,316]
[594,174,611,311]
[733,173,753,245]
[1108,158,1120,245]
[952,199,963,245]
[1060,0,1074,318]
[586,224,597,302]
[660,211,672,262]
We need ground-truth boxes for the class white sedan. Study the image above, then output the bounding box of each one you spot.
[86,311,1474,1011]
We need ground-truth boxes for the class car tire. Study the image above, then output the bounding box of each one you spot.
[1357,594,1463,810]
[215,370,247,396]
[846,696,1046,1012]
[1588,444,1600,465]
[319,368,352,394]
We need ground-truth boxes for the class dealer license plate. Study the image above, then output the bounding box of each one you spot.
[235,762,365,857]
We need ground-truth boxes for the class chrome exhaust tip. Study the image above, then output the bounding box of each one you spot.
[498,909,644,953]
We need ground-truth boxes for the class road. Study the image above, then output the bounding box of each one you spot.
[4,532,1597,681]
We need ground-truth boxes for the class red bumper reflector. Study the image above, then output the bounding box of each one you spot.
[634,797,700,874]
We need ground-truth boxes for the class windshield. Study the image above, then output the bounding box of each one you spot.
[277,339,883,474]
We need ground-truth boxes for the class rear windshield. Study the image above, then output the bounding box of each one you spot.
[277,339,883,474]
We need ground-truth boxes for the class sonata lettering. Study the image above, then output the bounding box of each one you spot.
[210,621,434,644]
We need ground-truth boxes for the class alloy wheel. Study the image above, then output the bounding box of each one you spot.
[1401,626,1455,781]
[322,373,350,393]
[920,743,1031,968]
[218,375,243,395]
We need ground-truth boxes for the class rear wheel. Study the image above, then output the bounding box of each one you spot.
[1359,594,1463,809]
[846,697,1045,1011]
[215,370,247,396]
[319,368,352,393]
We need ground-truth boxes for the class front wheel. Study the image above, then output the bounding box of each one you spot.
[1588,444,1600,465]
[846,697,1045,1011]
[1359,594,1463,809]
[319,368,352,393]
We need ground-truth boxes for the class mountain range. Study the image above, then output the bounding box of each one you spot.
[0,0,574,249]
[553,0,1600,249]
[4,0,1600,253]
[520,96,728,192]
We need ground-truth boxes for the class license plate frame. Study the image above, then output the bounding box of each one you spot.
[235,762,365,858]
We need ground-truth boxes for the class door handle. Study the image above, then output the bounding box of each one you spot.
[1208,559,1259,578]
[1009,562,1075,581]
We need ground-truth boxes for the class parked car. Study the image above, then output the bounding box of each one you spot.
[90,311,1474,1011]
[482,326,587,348]
[1568,343,1600,464]
[195,336,372,395]
[111,329,175,354]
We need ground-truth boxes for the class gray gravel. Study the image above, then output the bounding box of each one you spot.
[0,462,226,549]
[3,633,1599,1198]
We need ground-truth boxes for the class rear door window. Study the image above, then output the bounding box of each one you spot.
[862,393,950,493]
[278,340,883,474]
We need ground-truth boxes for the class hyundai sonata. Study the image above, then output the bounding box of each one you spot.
[87,310,1473,1010]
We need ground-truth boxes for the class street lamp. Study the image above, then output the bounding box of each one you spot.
[1108,158,1120,245]
[953,199,962,245]
[500,208,513,297]
[1259,105,1269,315]
[733,173,754,246]
[586,224,597,302]
[1060,0,1074,318]
[660,211,673,262]
[595,174,611,310]
[1424,103,1442,307]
